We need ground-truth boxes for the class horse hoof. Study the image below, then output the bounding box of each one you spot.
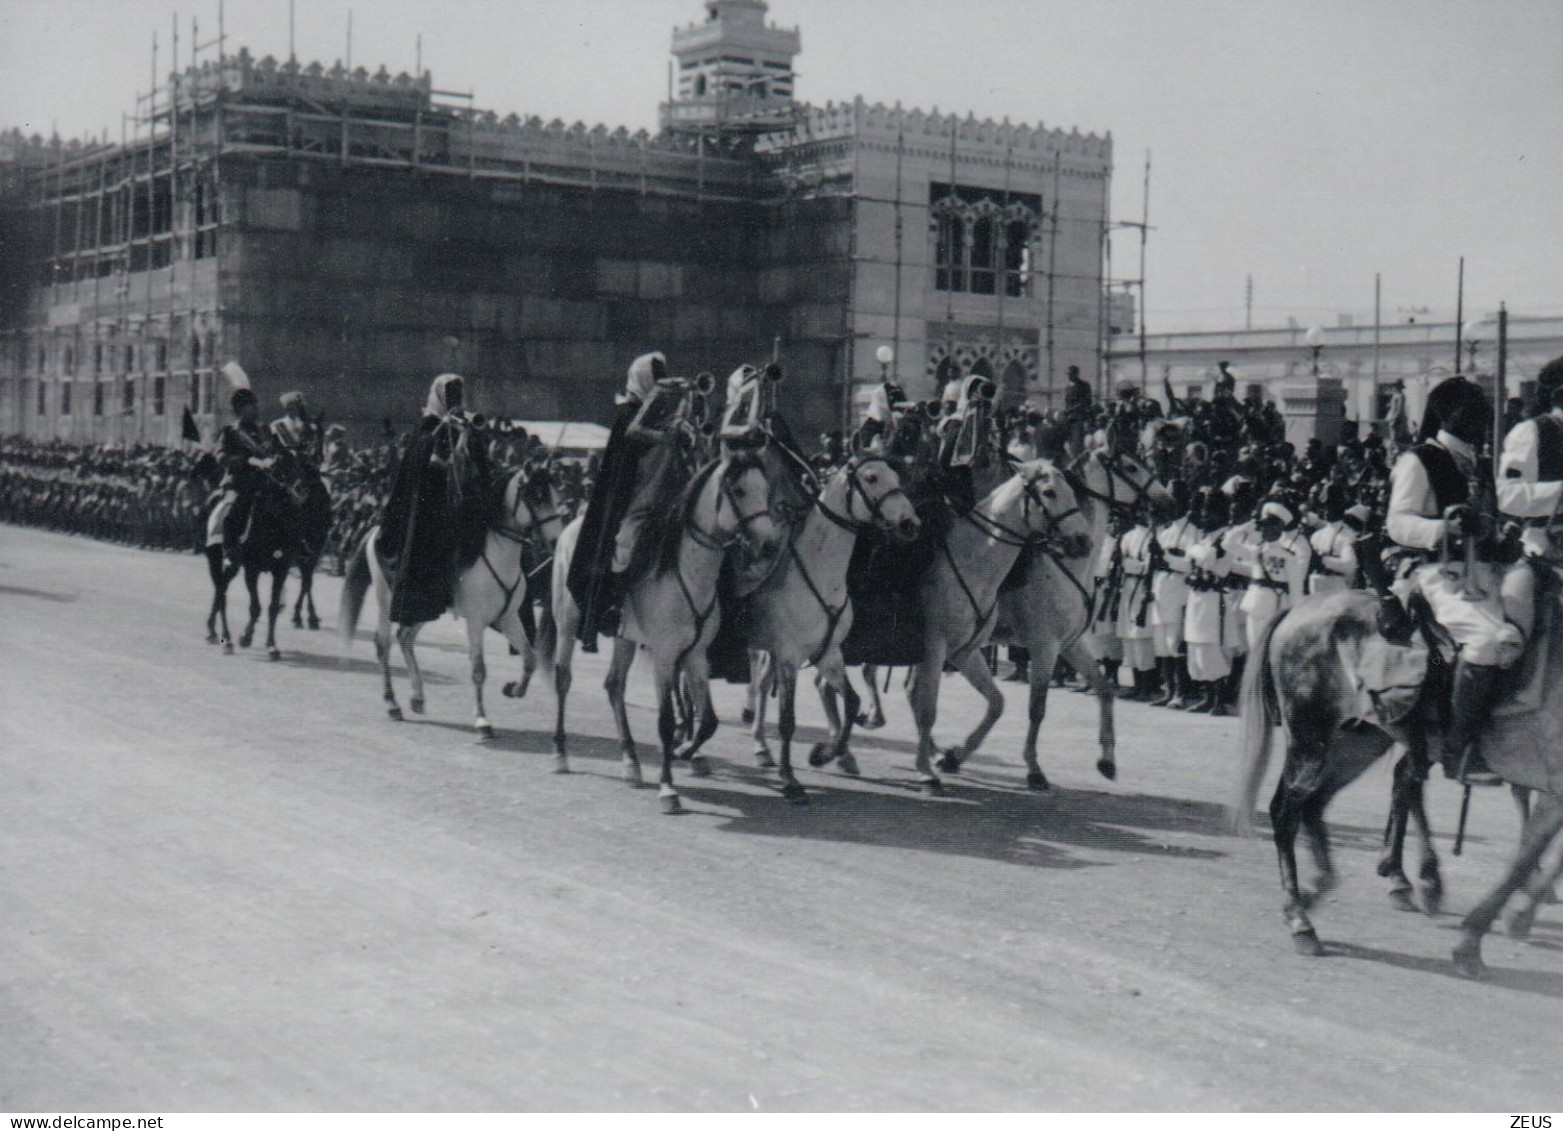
[688,755,713,778]
[1452,938,1487,979]
[308,618,321,631]
[755,748,777,770]
[552,755,571,775]
[921,777,945,798]
[1026,770,1051,792]
[837,752,860,777]
[741,707,755,725]
[1507,908,1536,940]
[502,681,522,699]
[239,635,253,649]
[1387,888,1417,914]
[477,724,496,741]
[267,648,281,662]
[409,699,425,715]
[623,760,644,787]
[782,781,808,805]
[206,632,219,645]
[291,616,303,629]
[223,642,234,655]
[1291,930,1325,957]
[1419,884,1443,918]
[1096,758,1117,781]
[388,707,403,721]
[660,792,683,815]
[806,743,831,768]
[936,750,962,775]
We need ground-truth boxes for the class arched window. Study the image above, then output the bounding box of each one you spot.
[1004,219,1032,297]
[934,207,966,293]
[934,356,959,400]
[969,357,995,380]
[969,215,995,295]
[1002,358,1028,399]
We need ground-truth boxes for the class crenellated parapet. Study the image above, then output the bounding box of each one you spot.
[758,97,1112,167]
[174,46,433,115]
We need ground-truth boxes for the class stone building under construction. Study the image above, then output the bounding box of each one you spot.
[0,0,1112,445]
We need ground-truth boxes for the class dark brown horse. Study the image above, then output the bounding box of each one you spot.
[1231,583,1563,978]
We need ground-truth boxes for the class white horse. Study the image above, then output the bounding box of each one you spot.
[546,451,781,813]
[339,464,567,738]
[744,454,923,802]
[908,461,1094,795]
[990,447,1171,788]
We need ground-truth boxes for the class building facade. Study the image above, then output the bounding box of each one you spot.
[0,0,1111,445]
[1106,315,1563,441]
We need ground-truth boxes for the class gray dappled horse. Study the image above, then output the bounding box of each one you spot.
[1232,583,1563,977]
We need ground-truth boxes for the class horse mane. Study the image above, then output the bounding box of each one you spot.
[655,451,766,573]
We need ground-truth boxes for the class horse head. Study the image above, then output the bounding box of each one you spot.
[707,452,782,568]
[1075,447,1172,515]
[842,455,920,543]
[502,462,566,551]
[1018,459,1093,558]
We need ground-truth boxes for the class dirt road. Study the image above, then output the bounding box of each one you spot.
[2,525,1558,1111]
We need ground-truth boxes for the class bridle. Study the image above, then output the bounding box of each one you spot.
[816,455,914,535]
[476,466,567,629]
[954,470,1081,550]
[1067,447,1163,515]
[685,459,776,558]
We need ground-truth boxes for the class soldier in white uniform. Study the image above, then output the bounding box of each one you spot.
[1307,502,1364,595]
[1088,511,1126,694]
[1149,495,1198,707]
[1388,376,1528,783]
[1219,485,1263,670]
[1183,487,1237,715]
[1240,497,1313,653]
[1497,355,1563,562]
[1117,505,1161,699]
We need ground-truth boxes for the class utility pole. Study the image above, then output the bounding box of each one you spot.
[1245,274,1253,330]
[1454,256,1465,373]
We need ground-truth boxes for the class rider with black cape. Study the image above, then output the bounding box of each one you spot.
[379,373,495,625]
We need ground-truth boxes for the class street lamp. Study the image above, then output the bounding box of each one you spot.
[1462,319,1483,375]
[876,344,895,383]
[1304,326,1324,378]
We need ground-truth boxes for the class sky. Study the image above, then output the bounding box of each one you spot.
[3,0,1561,332]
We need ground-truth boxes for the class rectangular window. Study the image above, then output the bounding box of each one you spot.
[153,376,166,416]
[935,213,965,293]
[190,372,201,414]
[36,381,46,415]
[94,382,105,416]
[123,378,136,414]
[969,216,996,296]
[61,381,72,416]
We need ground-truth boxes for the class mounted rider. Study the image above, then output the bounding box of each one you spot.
[270,391,320,465]
[1386,375,1530,784]
[1497,354,1563,564]
[210,362,277,560]
[567,351,695,647]
[379,373,496,625]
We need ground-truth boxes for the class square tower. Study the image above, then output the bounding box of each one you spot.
[661,0,801,136]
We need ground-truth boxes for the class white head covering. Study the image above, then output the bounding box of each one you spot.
[424,373,463,418]
[1260,500,1294,526]
[620,352,666,406]
[865,382,893,424]
[727,364,758,405]
[221,361,251,392]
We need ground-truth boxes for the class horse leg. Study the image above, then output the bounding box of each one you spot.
[1019,638,1062,790]
[1298,783,1342,907]
[675,649,719,776]
[303,564,320,629]
[1405,768,1444,916]
[1455,799,1563,978]
[1377,749,1420,912]
[1509,811,1563,938]
[1510,786,1558,906]
[813,653,860,776]
[906,655,946,796]
[937,647,1005,775]
[467,616,494,740]
[397,623,426,714]
[773,662,806,804]
[603,638,642,786]
[291,567,306,628]
[653,660,683,815]
[265,564,286,659]
[204,545,225,643]
[750,653,776,769]
[857,664,886,729]
[1070,638,1118,781]
[1269,767,1324,956]
[240,564,260,649]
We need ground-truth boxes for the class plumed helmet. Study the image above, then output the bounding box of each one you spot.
[1418,375,1488,443]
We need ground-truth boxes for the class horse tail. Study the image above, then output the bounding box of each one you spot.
[339,530,373,647]
[1230,607,1287,835]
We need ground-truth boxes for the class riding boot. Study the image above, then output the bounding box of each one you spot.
[1224,653,1246,709]
[1148,657,1176,706]
[1169,655,1193,710]
[1209,676,1232,717]
[1442,660,1504,786]
[1128,666,1153,701]
[598,572,624,639]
